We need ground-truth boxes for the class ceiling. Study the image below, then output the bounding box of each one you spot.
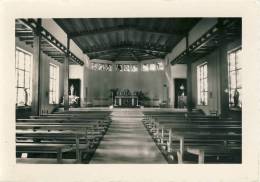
[15,19,84,65]
[54,18,200,61]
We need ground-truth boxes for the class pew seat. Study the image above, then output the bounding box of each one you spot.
[142,111,241,164]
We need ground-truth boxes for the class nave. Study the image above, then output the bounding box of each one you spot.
[15,18,242,164]
[16,108,241,164]
[90,109,166,164]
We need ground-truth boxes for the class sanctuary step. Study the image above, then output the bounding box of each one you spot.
[110,109,144,117]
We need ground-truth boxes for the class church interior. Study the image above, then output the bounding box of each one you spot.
[15,18,242,164]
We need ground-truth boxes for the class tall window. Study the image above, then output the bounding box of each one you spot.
[15,48,32,106]
[49,64,59,104]
[197,62,208,105]
[228,47,242,108]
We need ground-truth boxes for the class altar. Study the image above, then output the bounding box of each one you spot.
[114,95,138,107]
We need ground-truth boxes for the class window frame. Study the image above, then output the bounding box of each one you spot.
[49,63,59,104]
[15,47,33,107]
[91,62,112,71]
[141,61,164,72]
[227,46,242,109]
[115,64,138,72]
[197,62,208,106]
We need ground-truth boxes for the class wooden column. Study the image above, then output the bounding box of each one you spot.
[219,46,229,117]
[186,35,193,112]
[217,19,229,117]
[64,38,70,110]
[31,19,42,116]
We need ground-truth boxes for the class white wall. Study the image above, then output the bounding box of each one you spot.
[69,65,85,107]
[188,18,218,46]
[85,59,167,107]
[42,19,67,46]
[42,19,86,63]
[164,18,219,109]
[42,18,88,107]
[166,18,218,63]
[167,64,187,107]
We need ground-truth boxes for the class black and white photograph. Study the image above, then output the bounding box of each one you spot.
[1,0,260,182]
[15,17,242,164]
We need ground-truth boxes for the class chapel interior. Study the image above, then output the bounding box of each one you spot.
[15,18,242,164]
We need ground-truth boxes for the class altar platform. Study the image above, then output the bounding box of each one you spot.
[67,107,187,112]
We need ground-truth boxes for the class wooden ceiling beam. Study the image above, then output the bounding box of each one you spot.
[88,48,165,60]
[84,42,170,54]
[69,26,185,38]
[15,32,34,37]
[17,18,84,66]
[111,50,123,61]
[129,50,139,61]
[84,46,168,55]
[170,18,241,65]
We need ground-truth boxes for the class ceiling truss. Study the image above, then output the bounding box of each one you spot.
[170,18,241,65]
[16,19,84,65]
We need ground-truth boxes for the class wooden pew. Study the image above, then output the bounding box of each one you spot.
[17,119,109,132]
[16,143,74,163]
[16,115,111,163]
[16,130,98,163]
[154,121,241,163]
[31,114,110,120]
[142,112,241,163]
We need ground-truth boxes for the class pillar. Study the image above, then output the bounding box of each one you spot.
[186,35,193,112]
[64,38,70,110]
[31,19,42,116]
[187,60,192,112]
[217,19,230,118]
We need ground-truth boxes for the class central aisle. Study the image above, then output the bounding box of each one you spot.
[90,109,167,164]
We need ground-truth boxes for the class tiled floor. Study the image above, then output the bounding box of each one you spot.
[90,111,167,164]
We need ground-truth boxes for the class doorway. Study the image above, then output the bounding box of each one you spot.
[69,79,81,107]
[174,78,187,108]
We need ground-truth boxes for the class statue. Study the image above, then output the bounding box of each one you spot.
[70,84,74,96]
[233,89,240,107]
[24,88,28,106]
[180,84,185,96]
